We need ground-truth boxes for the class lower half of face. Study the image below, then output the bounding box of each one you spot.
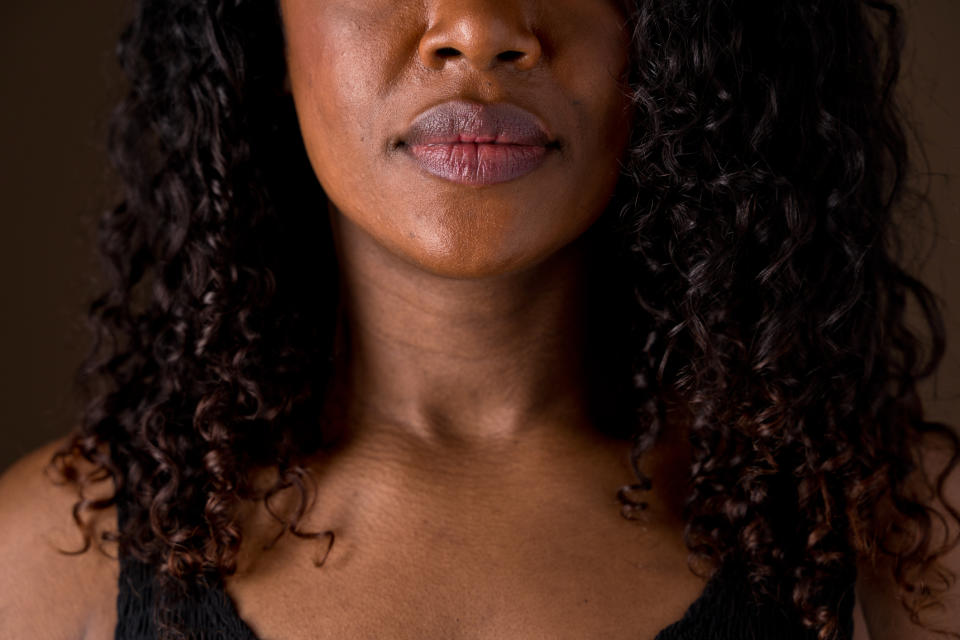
[281,0,633,279]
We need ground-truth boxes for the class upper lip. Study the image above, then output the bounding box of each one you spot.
[400,100,555,147]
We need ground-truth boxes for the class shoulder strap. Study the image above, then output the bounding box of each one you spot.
[113,489,258,640]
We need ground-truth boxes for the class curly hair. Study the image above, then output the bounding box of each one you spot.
[52,0,960,639]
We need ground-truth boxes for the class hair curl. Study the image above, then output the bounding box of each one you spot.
[53,1,960,639]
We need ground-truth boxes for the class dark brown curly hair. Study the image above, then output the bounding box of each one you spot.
[52,0,960,639]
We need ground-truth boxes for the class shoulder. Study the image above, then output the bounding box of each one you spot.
[0,437,119,640]
[853,430,960,640]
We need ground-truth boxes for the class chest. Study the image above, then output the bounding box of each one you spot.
[225,499,709,640]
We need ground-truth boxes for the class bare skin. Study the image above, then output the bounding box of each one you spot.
[225,399,706,640]
[213,0,719,635]
[1,0,958,638]
[0,441,119,640]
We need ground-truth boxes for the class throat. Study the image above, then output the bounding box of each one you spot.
[330,210,601,447]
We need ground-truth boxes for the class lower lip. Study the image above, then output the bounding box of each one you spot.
[404,142,549,186]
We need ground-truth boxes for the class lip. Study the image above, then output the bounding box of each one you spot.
[398,100,558,186]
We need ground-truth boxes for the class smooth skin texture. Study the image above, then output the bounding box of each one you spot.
[286,0,633,278]
[1,1,958,638]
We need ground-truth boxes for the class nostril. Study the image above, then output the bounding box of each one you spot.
[496,50,525,63]
[435,47,460,59]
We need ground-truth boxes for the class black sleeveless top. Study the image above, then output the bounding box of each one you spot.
[112,484,856,640]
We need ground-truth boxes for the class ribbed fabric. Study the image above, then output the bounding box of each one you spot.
[115,556,258,640]
[652,554,855,640]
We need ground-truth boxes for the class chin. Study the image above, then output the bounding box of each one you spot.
[394,207,588,281]
[391,233,541,281]
[329,186,599,281]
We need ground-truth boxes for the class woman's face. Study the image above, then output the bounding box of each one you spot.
[280,0,633,278]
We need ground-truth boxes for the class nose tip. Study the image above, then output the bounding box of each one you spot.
[418,14,543,72]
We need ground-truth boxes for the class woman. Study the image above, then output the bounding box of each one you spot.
[0,0,957,638]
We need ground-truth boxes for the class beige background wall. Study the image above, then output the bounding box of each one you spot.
[0,1,956,472]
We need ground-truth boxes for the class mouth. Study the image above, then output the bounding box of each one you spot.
[396,100,560,186]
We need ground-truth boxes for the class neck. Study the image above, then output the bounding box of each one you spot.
[327,209,616,453]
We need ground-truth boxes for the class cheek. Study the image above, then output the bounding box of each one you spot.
[577,41,633,207]
[557,16,632,168]
[283,5,397,203]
